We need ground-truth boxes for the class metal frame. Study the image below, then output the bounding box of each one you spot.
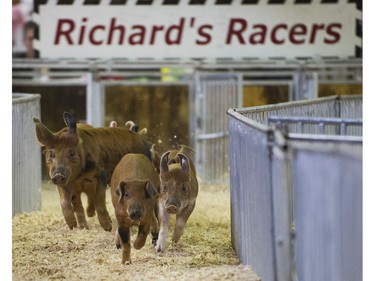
[268,116,362,135]
[227,95,362,281]
[13,59,197,127]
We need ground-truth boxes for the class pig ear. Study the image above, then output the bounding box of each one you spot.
[109,121,117,128]
[178,153,190,176]
[150,144,161,173]
[63,112,77,135]
[150,144,157,161]
[33,117,55,147]
[131,124,139,133]
[160,151,170,174]
[145,181,158,198]
[116,181,126,203]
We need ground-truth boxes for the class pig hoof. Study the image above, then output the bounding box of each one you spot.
[155,244,164,253]
[151,232,158,246]
[116,243,120,250]
[101,222,112,232]
[78,222,88,229]
[99,217,112,231]
[104,225,112,232]
[68,221,78,230]
[134,240,146,250]
[86,210,95,217]
[124,261,131,265]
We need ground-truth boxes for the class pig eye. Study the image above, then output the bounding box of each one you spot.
[68,149,76,158]
[181,184,187,193]
[162,185,167,193]
[47,150,55,162]
[124,191,130,198]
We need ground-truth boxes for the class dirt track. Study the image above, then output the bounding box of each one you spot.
[12,182,260,281]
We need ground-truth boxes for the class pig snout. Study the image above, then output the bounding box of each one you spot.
[50,167,70,184]
[165,198,181,214]
[52,174,67,185]
[51,170,69,185]
[129,208,143,222]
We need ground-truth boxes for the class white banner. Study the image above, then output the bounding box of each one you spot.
[34,1,361,60]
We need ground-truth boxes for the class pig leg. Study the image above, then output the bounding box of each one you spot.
[115,230,121,249]
[83,180,96,217]
[172,201,196,243]
[71,193,88,229]
[57,185,77,230]
[117,226,132,264]
[150,210,159,246]
[134,224,150,250]
[94,184,112,232]
[155,200,170,252]
[86,192,96,218]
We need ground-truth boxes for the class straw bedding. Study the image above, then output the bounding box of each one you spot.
[12,182,260,281]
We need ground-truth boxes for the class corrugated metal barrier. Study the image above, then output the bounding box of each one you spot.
[227,95,362,281]
[12,93,42,216]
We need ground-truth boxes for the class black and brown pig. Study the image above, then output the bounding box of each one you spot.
[155,147,199,252]
[110,153,160,264]
[34,112,152,231]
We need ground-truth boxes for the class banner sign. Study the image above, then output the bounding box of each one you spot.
[34,0,362,60]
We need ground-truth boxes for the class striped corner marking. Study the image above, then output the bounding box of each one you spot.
[34,0,361,8]
[355,18,362,58]
[349,0,362,57]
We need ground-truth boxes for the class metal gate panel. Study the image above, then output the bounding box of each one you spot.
[12,93,42,216]
[292,144,362,281]
[195,73,242,183]
[228,114,276,281]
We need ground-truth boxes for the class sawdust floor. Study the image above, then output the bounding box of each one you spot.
[12,182,260,281]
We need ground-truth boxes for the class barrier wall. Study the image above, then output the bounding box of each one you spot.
[227,95,362,281]
[12,93,42,216]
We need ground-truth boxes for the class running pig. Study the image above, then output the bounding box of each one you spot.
[33,112,151,231]
[110,153,159,264]
[155,147,199,252]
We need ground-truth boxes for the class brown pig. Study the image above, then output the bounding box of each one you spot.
[110,153,160,264]
[155,147,199,252]
[34,112,152,231]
